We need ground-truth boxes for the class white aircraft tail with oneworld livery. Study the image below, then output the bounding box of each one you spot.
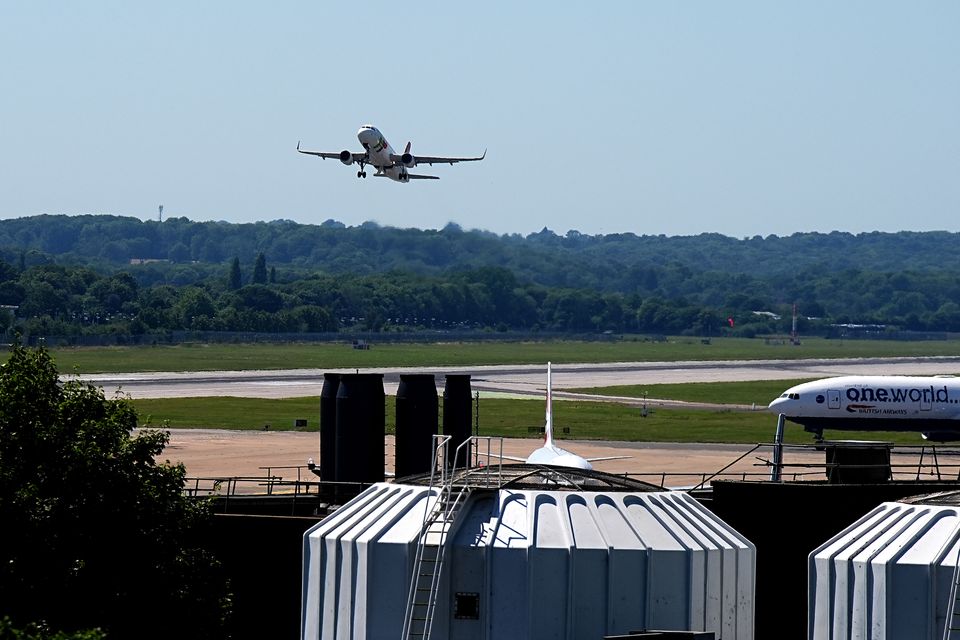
[768,375,960,441]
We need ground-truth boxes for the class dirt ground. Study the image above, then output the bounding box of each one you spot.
[160,429,846,490]
[160,428,956,493]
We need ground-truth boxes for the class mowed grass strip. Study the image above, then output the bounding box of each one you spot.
[49,336,960,374]
[135,397,325,431]
[481,397,922,445]
[132,395,926,446]
[573,379,817,406]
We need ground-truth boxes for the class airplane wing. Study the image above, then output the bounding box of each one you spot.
[475,451,528,463]
[477,451,630,465]
[389,150,486,166]
[296,142,366,163]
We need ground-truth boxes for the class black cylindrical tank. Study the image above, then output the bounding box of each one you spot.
[442,374,472,469]
[395,374,438,479]
[336,374,385,500]
[319,373,340,483]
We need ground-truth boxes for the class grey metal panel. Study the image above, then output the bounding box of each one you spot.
[302,485,755,640]
[810,501,960,640]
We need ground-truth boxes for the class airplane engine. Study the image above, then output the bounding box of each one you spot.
[400,152,416,168]
[339,150,353,165]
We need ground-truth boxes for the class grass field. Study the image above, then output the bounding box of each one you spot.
[573,378,816,405]
[73,337,960,446]
[47,336,960,374]
[131,393,926,446]
[136,396,327,431]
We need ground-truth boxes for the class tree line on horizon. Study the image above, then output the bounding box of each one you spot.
[0,213,958,339]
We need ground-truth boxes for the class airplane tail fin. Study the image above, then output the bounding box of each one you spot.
[404,141,411,154]
[544,362,554,446]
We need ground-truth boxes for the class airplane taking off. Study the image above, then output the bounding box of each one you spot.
[768,375,960,441]
[296,125,485,182]
[488,362,628,470]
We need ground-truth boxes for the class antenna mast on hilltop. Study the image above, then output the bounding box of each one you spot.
[158,204,164,222]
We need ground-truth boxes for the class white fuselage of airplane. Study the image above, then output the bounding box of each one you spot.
[526,441,594,470]
[356,126,405,182]
[769,375,960,440]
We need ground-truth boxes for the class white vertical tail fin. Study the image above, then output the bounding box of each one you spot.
[544,362,554,446]
[404,141,412,154]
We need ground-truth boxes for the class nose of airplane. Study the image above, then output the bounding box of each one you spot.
[357,127,376,144]
[767,397,786,413]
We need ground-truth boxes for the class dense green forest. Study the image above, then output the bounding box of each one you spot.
[0,214,958,341]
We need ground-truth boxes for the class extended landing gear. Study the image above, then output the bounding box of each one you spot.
[805,426,825,446]
[356,160,367,178]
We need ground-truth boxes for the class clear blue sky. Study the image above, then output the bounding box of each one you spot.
[2,2,957,238]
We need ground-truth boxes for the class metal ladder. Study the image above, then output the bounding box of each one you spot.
[401,436,470,640]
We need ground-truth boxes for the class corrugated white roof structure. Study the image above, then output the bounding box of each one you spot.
[302,473,755,640]
[809,494,960,640]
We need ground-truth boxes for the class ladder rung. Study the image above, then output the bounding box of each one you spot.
[404,483,473,639]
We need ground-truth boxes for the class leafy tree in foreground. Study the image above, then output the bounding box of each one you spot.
[0,345,230,639]
[0,617,105,640]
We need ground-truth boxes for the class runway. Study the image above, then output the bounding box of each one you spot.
[74,356,960,399]
[124,357,960,487]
